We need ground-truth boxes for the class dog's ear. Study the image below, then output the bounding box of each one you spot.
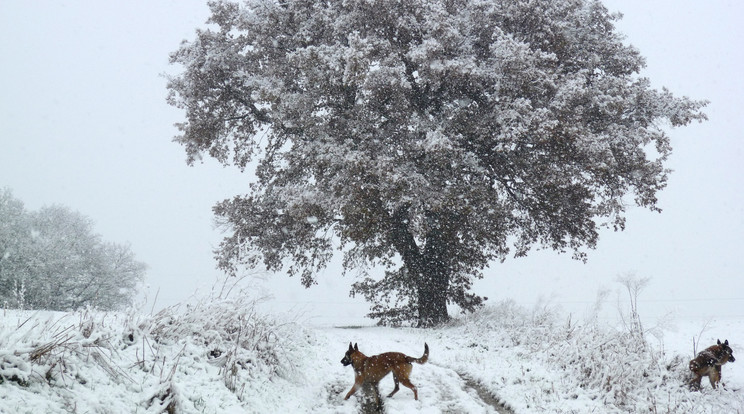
[354,343,359,351]
[348,342,354,351]
[718,339,722,345]
[725,339,729,346]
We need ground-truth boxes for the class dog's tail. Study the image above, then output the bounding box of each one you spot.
[407,343,429,364]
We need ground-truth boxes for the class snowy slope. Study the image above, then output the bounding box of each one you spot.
[0,298,742,413]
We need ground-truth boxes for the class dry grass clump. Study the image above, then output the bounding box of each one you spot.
[0,310,127,387]
[1,292,309,412]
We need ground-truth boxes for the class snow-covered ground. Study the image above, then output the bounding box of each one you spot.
[1,295,742,413]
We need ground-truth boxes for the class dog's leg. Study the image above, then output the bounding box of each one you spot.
[689,374,702,391]
[709,368,721,389]
[345,378,363,400]
[716,366,728,389]
[387,373,400,398]
[398,376,418,400]
[392,364,418,400]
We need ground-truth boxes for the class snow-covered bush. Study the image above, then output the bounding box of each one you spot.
[0,295,313,413]
[445,299,744,413]
[140,295,305,394]
[0,309,126,388]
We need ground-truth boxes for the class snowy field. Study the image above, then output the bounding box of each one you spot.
[1,295,742,414]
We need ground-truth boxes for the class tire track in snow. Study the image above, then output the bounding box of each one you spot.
[457,372,515,414]
[417,361,515,414]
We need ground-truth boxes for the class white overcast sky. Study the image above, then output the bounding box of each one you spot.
[1,0,742,325]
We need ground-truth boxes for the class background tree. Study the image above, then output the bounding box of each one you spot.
[167,0,706,326]
[0,189,146,311]
[0,189,33,307]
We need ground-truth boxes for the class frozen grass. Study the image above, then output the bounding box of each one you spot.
[0,295,314,413]
[439,299,743,413]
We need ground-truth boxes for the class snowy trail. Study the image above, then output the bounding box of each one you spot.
[314,326,513,413]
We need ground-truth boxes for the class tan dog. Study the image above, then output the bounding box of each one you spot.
[689,339,736,390]
[341,342,429,400]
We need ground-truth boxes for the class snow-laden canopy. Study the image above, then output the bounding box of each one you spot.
[167,0,706,325]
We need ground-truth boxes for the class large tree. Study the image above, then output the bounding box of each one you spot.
[168,0,706,326]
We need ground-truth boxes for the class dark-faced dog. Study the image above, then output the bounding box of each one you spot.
[341,342,429,400]
[689,339,735,390]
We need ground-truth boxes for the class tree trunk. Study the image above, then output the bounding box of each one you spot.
[417,222,451,327]
[418,211,454,326]
[416,265,449,327]
[389,206,452,327]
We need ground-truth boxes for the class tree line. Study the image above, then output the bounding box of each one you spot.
[0,189,145,311]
